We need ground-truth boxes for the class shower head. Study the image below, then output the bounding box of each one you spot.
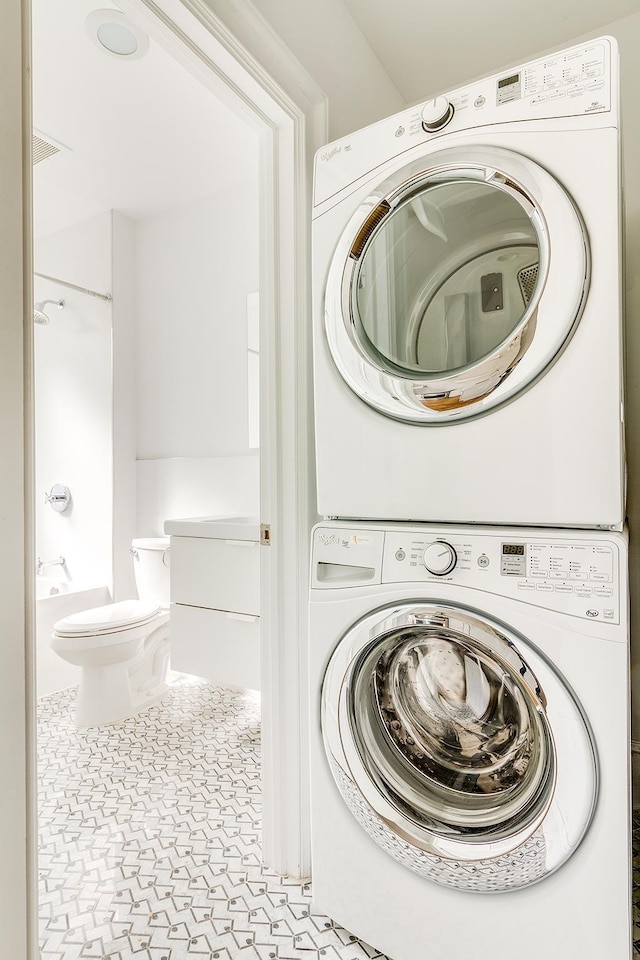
[34,298,64,325]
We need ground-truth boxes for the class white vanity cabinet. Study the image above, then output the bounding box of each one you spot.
[164,516,260,690]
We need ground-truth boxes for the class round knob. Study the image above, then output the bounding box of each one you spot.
[423,540,457,576]
[421,97,454,132]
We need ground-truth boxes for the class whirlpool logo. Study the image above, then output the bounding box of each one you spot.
[586,609,599,618]
[319,144,352,162]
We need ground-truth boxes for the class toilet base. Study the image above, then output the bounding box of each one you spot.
[75,670,170,728]
[76,662,135,727]
[74,622,171,728]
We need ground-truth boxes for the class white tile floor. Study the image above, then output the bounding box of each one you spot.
[38,675,388,960]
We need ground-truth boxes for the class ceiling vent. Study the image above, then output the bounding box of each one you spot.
[32,130,71,166]
[33,134,60,165]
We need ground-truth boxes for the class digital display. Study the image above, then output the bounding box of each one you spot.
[502,543,525,556]
[498,73,520,89]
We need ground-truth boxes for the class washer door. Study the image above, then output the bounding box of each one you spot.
[322,602,597,893]
[324,145,589,423]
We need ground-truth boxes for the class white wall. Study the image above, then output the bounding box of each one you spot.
[242,0,404,140]
[136,455,260,536]
[34,213,113,594]
[136,185,259,458]
[135,178,260,535]
[32,171,263,605]
[571,13,640,791]
[112,212,138,601]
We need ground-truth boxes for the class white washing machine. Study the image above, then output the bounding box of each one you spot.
[312,37,624,530]
[309,521,630,960]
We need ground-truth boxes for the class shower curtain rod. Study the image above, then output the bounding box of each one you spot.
[34,271,112,303]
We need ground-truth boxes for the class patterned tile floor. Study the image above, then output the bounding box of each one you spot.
[38,674,638,960]
[38,676,387,960]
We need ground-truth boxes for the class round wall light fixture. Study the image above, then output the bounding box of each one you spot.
[85,9,149,60]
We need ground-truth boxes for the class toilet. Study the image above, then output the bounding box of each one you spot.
[51,537,171,727]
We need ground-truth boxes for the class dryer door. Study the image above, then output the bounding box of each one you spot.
[324,144,589,422]
[322,602,597,893]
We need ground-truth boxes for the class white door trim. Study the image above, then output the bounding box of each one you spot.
[1,0,33,955]
[16,0,326,955]
[92,0,326,881]
[119,0,326,881]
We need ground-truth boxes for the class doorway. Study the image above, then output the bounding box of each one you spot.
[32,0,263,700]
[0,0,327,954]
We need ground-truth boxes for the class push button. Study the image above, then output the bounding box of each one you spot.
[575,586,594,598]
[595,587,613,598]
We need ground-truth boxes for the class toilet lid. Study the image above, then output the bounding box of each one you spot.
[53,600,161,636]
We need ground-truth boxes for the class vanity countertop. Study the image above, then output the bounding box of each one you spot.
[164,515,260,541]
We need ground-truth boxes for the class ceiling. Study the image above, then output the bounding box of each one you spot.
[32,0,258,239]
[32,0,639,241]
[342,0,640,103]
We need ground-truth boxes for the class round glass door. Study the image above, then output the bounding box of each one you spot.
[322,603,597,893]
[352,623,555,840]
[324,145,589,422]
[356,180,539,376]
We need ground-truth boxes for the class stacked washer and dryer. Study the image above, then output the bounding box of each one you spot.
[309,36,630,960]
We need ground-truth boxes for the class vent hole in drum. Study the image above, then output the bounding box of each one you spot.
[517,263,539,307]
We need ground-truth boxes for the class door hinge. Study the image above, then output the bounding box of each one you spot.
[260,523,271,546]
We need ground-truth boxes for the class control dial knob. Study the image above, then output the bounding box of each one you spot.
[421,96,455,132]
[423,540,457,576]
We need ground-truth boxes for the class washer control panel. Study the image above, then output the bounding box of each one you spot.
[381,530,620,623]
[311,524,623,625]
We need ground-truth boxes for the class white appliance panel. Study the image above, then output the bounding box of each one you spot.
[308,521,630,960]
[312,38,624,529]
[313,38,614,209]
[311,523,622,622]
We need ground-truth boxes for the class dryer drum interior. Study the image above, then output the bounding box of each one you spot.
[324,145,590,423]
[353,180,540,376]
[322,603,598,893]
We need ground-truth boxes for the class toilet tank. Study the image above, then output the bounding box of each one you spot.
[132,537,170,608]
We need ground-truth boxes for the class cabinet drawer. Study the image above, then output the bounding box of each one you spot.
[170,536,260,614]
[170,602,260,690]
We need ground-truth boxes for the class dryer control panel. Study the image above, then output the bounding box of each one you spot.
[314,37,616,208]
[311,524,624,624]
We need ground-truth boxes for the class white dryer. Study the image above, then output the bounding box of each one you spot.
[312,37,624,529]
[309,521,630,960]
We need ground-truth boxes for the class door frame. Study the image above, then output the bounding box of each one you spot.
[2,0,327,955]
[117,0,327,880]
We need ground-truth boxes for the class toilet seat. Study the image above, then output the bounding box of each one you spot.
[53,599,161,638]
